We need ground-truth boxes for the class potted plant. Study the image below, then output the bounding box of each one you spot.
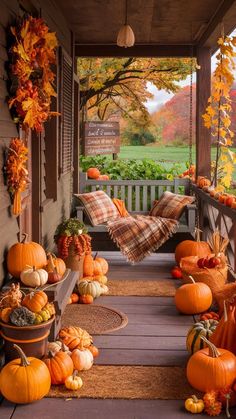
[54,219,92,273]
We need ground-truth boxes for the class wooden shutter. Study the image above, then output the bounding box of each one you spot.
[60,48,73,175]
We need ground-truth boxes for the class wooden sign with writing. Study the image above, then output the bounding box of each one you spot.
[83,121,120,156]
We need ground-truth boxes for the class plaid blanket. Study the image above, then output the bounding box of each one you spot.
[107,215,178,263]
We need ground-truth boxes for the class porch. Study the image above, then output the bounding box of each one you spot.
[1,251,233,419]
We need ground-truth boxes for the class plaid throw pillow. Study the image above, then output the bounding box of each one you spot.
[75,190,120,226]
[149,191,194,220]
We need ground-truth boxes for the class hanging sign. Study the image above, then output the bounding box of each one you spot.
[82,121,120,155]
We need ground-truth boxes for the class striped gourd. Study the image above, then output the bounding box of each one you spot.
[186,319,218,354]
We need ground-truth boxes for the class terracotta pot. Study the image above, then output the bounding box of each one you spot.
[64,246,84,280]
[0,316,55,361]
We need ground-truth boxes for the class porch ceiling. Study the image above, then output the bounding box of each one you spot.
[57,0,236,54]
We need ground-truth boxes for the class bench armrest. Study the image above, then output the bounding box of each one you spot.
[76,206,85,222]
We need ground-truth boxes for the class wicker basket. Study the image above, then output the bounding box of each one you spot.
[180,256,228,296]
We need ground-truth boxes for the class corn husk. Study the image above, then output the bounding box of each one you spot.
[208,229,229,256]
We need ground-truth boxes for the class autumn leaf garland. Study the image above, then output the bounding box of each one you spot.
[202,34,236,188]
[8,16,58,133]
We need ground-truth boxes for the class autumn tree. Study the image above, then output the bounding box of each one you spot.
[77,57,194,122]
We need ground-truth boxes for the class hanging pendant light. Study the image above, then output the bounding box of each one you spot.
[117,0,135,48]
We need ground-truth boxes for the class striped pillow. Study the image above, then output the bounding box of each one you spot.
[75,190,120,226]
[150,191,194,220]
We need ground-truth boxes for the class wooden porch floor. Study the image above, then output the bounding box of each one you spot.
[1,253,234,418]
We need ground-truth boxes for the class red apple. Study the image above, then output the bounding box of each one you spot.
[207,256,221,269]
[197,258,209,269]
[226,196,234,207]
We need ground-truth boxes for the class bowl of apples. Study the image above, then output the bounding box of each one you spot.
[180,254,228,296]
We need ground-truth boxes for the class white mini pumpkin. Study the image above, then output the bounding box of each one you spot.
[71,348,93,371]
[20,266,48,287]
[77,280,101,298]
[47,340,71,356]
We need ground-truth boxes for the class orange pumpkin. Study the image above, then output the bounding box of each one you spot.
[43,350,73,385]
[93,259,103,276]
[94,256,109,275]
[175,276,212,315]
[46,253,66,277]
[83,254,94,277]
[70,293,79,304]
[88,345,99,358]
[0,307,13,323]
[22,290,48,313]
[187,336,236,392]
[80,294,93,304]
[197,177,211,188]
[0,344,51,404]
[98,174,110,180]
[7,233,47,278]
[87,167,100,179]
[175,230,211,265]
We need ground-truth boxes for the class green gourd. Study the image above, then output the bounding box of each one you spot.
[10,306,35,326]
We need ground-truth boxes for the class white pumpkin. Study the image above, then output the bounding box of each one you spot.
[20,266,48,287]
[77,280,101,298]
[100,284,109,295]
[71,348,93,371]
[47,340,71,356]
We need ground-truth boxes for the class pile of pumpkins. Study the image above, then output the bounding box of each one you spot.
[0,284,55,325]
[68,253,110,305]
[196,176,236,209]
[7,233,67,286]
[0,324,99,404]
[87,167,110,181]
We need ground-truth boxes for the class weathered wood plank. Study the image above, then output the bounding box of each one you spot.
[11,398,231,419]
[95,349,188,366]
[126,313,193,326]
[0,399,16,419]
[99,323,189,337]
[98,296,175,306]
[93,335,186,350]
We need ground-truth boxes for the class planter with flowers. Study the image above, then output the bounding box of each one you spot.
[54,219,92,277]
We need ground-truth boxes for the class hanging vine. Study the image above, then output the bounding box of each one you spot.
[8,15,58,133]
[202,33,236,188]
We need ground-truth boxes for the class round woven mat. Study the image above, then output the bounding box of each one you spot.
[61,304,128,334]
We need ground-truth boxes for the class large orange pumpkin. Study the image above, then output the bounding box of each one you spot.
[43,350,73,385]
[187,336,236,392]
[7,233,47,278]
[175,276,212,315]
[45,253,66,277]
[175,232,211,265]
[0,344,51,404]
[87,167,100,179]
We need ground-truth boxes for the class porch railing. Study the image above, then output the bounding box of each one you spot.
[192,184,236,273]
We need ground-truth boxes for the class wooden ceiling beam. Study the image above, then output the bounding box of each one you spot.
[75,44,197,58]
[197,0,236,48]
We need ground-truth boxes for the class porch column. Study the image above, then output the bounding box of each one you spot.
[196,47,211,179]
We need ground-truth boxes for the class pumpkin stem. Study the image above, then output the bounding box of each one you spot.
[21,233,28,244]
[61,341,67,352]
[48,350,54,359]
[200,335,220,358]
[191,395,199,403]
[195,228,202,242]
[189,275,196,284]
[13,344,30,366]
[73,369,78,379]
[94,252,98,260]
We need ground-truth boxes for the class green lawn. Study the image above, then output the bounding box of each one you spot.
[119,145,200,162]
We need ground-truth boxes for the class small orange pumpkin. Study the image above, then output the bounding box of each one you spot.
[46,253,66,277]
[197,176,211,188]
[80,294,93,304]
[87,167,100,179]
[22,290,48,313]
[83,254,94,277]
[70,293,79,303]
[0,307,13,323]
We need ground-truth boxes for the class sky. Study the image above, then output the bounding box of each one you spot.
[145,33,236,114]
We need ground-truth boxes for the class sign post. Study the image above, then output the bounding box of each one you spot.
[82,121,120,156]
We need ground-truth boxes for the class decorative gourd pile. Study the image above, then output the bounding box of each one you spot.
[68,253,110,305]
[0,285,55,326]
[196,176,236,209]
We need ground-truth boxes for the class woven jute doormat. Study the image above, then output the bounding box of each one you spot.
[107,279,176,296]
[47,366,198,400]
[62,304,128,334]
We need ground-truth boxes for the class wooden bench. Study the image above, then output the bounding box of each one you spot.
[75,173,196,238]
